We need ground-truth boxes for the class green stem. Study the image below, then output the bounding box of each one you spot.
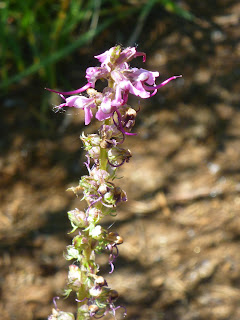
[99,119,110,170]
[100,147,108,170]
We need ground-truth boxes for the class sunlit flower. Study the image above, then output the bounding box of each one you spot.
[46,45,180,125]
[55,95,96,125]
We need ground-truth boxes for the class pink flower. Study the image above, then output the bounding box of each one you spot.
[95,46,146,70]
[96,95,113,121]
[85,67,109,86]
[92,88,115,121]
[46,46,181,126]
[116,46,146,65]
[56,95,96,125]
[95,47,121,71]
[111,68,158,99]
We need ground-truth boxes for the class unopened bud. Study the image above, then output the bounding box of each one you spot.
[95,275,107,286]
[81,133,101,147]
[88,304,99,314]
[126,107,137,118]
[88,146,100,159]
[89,285,102,297]
[68,209,88,228]
[98,184,108,195]
[68,265,82,290]
[89,225,104,240]
[88,207,102,223]
[48,309,75,320]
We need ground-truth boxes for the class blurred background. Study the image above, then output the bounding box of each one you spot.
[1,0,240,319]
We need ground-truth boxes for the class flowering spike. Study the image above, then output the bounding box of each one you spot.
[48,46,180,319]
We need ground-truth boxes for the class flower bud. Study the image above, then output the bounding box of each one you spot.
[98,183,108,195]
[89,285,102,297]
[81,133,101,148]
[81,133,101,160]
[88,304,99,314]
[68,208,88,228]
[90,167,110,182]
[95,275,107,287]
[65,246,80,261]
[119,106,137,130]
[88,146,100,159]
[68,265,82,290]
[48,309,75,320]
[72,235,88,248]
[89,225,105,240]
[108,147,132,165]
[103,191,114,204]
[90,274,107,287]
[88,207,102,223]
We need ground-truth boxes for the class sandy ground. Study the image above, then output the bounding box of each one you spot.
[1,1,240,319]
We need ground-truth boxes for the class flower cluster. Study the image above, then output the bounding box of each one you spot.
[47,46,180,320]
[47,46,180,125]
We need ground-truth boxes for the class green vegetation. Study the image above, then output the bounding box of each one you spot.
[1,0,193,90]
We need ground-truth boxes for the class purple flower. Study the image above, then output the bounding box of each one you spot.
[94,46,121,71]
[116,46,146,64]
[86,67,109,86]
[95,46,146,69]
[46,46,181,125]
[56,95,96,125]
[111,68,158,99]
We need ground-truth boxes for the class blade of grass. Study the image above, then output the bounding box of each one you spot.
[159,0,194,21]
[127,0,159,46]
[0,14,118,89]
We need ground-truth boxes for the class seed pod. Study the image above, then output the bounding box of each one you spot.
[124,107,137,129]
[107,232,123,244]
[109,289,119,301]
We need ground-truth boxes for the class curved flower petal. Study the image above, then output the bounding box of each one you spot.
[47,46,180,126]
[100,96,112,114]
[116,47,146,64]
[56,95,96,125]
[95,108,112,122]
[94,46,121,71]
[144,75,182,96]
[45,83,91,95]
[130,68,159,85]
[84,107,93,125]
[86,67,109,86]
[65,96,94,109]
